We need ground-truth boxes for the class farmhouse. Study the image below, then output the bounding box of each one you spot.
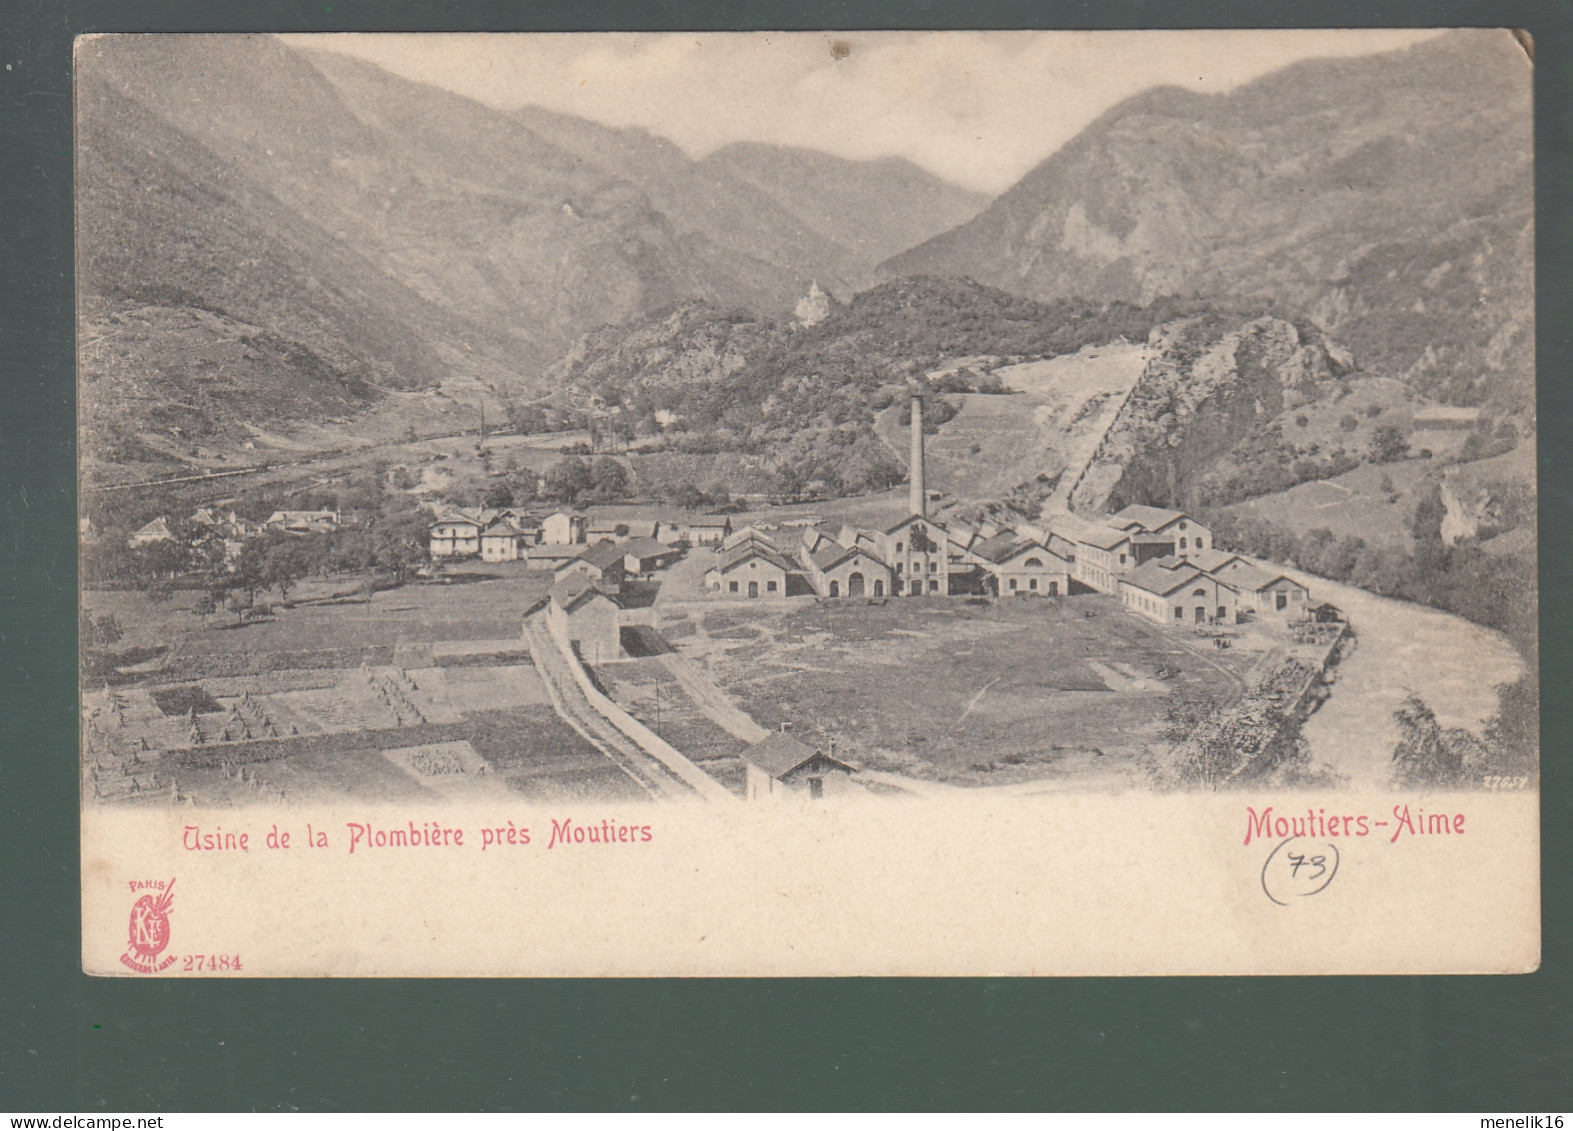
[742,732,857,802]
[707,540,796,599]
[1119,560,1239,627]
[554,540,626,594]
[547,575,623,664]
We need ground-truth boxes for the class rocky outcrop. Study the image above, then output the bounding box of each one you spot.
[1070,316,1344,513]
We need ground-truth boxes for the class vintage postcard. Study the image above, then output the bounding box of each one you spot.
[77,30,1538,976]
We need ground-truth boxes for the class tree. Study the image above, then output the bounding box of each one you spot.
[226,590,251,627]
[482,483,514,510]
[588,457,630,501]
[191,591,217,627]
[670,483,707,511]
[261,537,311,605]
[1391,693,1463,788]
[545,456,594,503]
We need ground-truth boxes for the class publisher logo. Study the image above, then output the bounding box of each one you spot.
[120,879,176,974]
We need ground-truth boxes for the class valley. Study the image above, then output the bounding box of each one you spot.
[76,31,1539,807]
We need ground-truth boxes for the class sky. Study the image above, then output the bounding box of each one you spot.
[285,30,1447,195]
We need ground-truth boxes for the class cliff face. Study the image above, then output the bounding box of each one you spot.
[882,31,1532,411]
[1071,316,1343,513]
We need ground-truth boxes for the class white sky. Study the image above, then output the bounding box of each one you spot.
[285,29,1447,194]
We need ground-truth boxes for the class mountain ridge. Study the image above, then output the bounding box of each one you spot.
[880,30,1532,411]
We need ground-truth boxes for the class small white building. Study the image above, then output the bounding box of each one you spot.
[742,733,857,802]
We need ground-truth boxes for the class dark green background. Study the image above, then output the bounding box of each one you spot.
[4,0,1569,1111]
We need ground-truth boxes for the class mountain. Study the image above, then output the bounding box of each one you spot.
[880,31,1533,411]
[75,34,992,476]
[698,142,988,270]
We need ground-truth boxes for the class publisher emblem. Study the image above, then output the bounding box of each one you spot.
[121,879,176,973]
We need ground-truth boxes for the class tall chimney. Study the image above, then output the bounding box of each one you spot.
[909,389,926,518]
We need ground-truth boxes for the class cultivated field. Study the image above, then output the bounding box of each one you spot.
[660,592,1256,789]
[80,572,649,806]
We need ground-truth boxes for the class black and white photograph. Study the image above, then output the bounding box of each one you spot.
[73,29,1540,975]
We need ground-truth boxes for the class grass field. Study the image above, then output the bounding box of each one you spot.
[669,592,1252,788]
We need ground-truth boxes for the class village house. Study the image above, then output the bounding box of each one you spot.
[540,510,588,546]
[741,731,857,802]
[428,509,495,558]
[1118,559,1240,627]
[546,574,623,664]
[127,516,176,548]
[263,509,342,535]
[553,540,626,594]
[707,539,796,599]
[479,520,533,562]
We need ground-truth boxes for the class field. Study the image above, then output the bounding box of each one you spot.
[1221,457,1438,553]
[661,592,1257,788]
[80,571,650,806]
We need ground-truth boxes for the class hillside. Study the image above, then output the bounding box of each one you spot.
[76,35,993,481]
[548,279,1299,502]
[698,143,988,272]
[881,31,1532,412]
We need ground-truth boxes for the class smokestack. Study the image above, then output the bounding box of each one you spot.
[909,388,926,518]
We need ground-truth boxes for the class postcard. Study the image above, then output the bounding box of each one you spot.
[77,29,1538,976]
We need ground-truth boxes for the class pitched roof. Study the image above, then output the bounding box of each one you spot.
[1177,548,1244,573]
[806,541,886,572]
[132,516,174,539]
[1121,560,1206,597]
[972,532,1027,564]
[716,542,796,575]
[1075,524,1132,550]
[999,540,1068,567]
[743,733,819,777]
[481,521,525,538]
[1045,533,1079,559]
[550,574,617,614]
[622,537,672,559]
[1112,504,1189,532]
[528,544,583,561]
[573,541,627,570]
